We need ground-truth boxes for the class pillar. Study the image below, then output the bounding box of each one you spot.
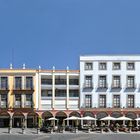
[95,115,97,126]
[66,71,69,109]
[52,69,55,109]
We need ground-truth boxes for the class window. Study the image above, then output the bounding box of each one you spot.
[127,63,135,70]
[99,76,107,88]
[1,94,7,107]
[41,78,52,85]
[15,94,21,107]
[69,79,79,85]
[99,95,106,108]
[41,90,52,98]
[1,77,8,89]
[55,90,66,97]
[25,94,32,107]
[69,90,79,97]
[113,63,121,70]
[113,95,120,108]
[99,63,107,70]
[85,63,93,70]
[26,77,33,89]
[84,76,92,88]
[127,76,135,88]
[112,76,121,88]
[15,77,22,89]
[85,95,92,108]
[55,78,66,85]
[127,95,134,108]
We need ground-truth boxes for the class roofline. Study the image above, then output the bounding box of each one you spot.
[80,54,140,57]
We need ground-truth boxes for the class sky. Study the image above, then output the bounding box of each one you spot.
[0,0,140,70]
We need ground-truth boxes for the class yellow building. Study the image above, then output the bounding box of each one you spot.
[0,69,38,128]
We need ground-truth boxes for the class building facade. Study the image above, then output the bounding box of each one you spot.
[80,55,140,121]
[36,68,80,126]
[0,69,37,128]
[1,55,140,128]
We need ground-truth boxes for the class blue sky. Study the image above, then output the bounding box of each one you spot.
[0,0,140,69]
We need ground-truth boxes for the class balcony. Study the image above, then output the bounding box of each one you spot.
[0,84,9,91]
[13,84,34,92]
[24,101,33,108]
[124,84,136,92]
[14,101,22,108]
[0,101,7,108]
[110,83,122,92]
[96,83,108,92]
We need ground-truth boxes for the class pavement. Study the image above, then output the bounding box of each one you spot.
[0,128,140,140]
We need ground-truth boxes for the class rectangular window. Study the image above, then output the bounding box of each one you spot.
[55,78,66,85]
[26,77,33,89]
[99,76,107,88]
[127,76,135,88]
[85,95,92,108]
[15,94,21,107]
[127,95,134,108]
[85,63,93,70]
[55,90,66,97]
[99,95,106,108]
[1,94,7,107]
[69,90,79,97]
[113,63,121,70]
[113,95,120,108]
[41,90,52,98]
[127,63,135,70]
[25,94,32,107]
[69,79,79,85]
[84,76,92,88]
[112,76,121,88]
[15,77,22,89]
[99,63,107,70]
[41,79,52,85]
[1,77,8,89]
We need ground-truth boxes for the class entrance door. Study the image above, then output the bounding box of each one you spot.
[13,118,23,128]
[27,118,33,128]
[0,118,9,127]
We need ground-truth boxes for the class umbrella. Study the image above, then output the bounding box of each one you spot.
[64,116,81,120]
[116,116,132,121]
[100,116,116,121]
[47,117,58,121]
[135,118,140,121]
[80,116,97,121]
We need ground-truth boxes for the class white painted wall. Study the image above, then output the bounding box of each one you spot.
[80,55,140,108]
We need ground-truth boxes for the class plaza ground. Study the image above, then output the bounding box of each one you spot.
[0,129,140,140]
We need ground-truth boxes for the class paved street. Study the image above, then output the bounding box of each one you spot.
[0,129,140,140]
[0,133,140,140]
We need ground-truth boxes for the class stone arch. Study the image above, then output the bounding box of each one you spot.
[110,111,122,118]
[83,111,95,117]
[125,112,137,119]
[27,112,39,128]
[69,111,81,117]
[96,112,108,119]
[12,111,25,128]
[0,111,10,128]
[42,111,53,119]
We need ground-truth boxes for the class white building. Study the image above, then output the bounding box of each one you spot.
[80,55,140,111]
